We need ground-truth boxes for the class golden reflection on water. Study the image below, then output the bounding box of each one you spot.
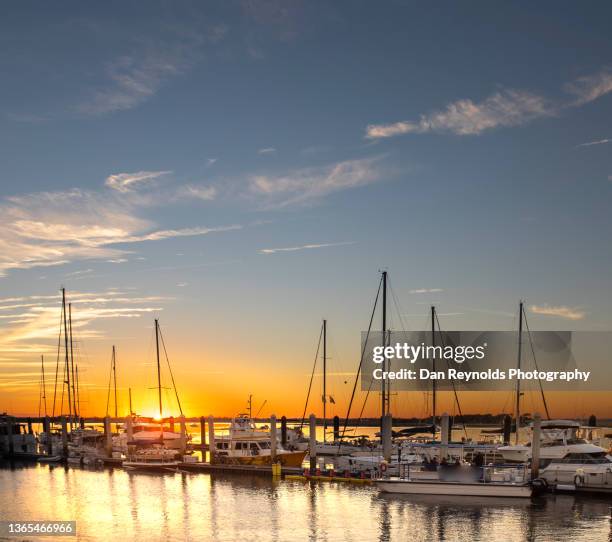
[0,463,611,541]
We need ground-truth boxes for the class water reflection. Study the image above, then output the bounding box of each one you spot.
[0,462,610,541]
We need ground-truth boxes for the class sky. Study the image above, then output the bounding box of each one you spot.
[1,1,611,419]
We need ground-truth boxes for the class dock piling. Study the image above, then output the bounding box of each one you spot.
[179,415,186,454]
[531,413,542,479]
[281,416,287,447]
[270,414,277,459]
[333,416,340,441]
[200,416,206,455]
[126,415,133,442]
[309,414,317,471]
[103,416,112,457]
[207,416,215,464]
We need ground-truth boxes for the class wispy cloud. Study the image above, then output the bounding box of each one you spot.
[65,269,93,277]
[367,90,552,138]
[259,241,355,254]
[529,304,586,320]
[408,288,444,294]
[576,138,610,148]
[177,185,217,201]
[258,147,277,154]
[250,156,384,207]
[0,186,240,277]
[367,68,612,139]
[75,50,187,116]
[105,170,171,192]
[564,68,612,106]
[207,158,218,166]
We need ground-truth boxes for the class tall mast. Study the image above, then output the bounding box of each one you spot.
[248,394,252,418]
[323,319,327,443]
[431,305,436,438]
[515,300,523,445]
[62,288,72,429]
[112,345,118,419]
[381,271,388,417]
[69,303,77,420]
[155,319,163,419]
[129,387,133,416]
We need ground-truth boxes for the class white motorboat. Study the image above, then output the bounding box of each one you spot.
[539,451,612,493]
[499,420,607,463]
[123,447,179,471]
[376,464,534,498]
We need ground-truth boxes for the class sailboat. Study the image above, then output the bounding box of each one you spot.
[122,319,182,471]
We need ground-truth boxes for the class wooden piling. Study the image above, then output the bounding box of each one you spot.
[281,416,287,447]
[179,415,187,455]
[531,413,542,479]
[27,418,33,434]
[270,414,277,459]
[103,416,112,457]
[309,414,317,471]
[126,415,133,442]
[207,416,215,464]
[200,416,206,454]
[333,415,340,441]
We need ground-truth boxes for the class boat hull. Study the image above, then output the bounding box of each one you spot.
[376,479,533,498]
[218,450,307,467]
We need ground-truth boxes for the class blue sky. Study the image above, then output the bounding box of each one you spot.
[1,2,611,415]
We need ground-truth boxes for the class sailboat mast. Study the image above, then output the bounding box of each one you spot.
[155,319,163,419]
[515,300,523,444]
[112,345,118,418]
[381,271,387,417]
[323,319,327,443]
[129,387,133,416]
[62,288,72,429]
[69,303,78,420]
[431,305,436,438]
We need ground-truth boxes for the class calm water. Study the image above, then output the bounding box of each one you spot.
[1,462,610,541]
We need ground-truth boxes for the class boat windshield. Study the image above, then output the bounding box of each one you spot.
[551,452,612,464]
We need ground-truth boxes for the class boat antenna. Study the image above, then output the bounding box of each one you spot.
[248,394,253,418]
[515,300,523,444]
[255,400,267,418]
[62,288,73,429]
